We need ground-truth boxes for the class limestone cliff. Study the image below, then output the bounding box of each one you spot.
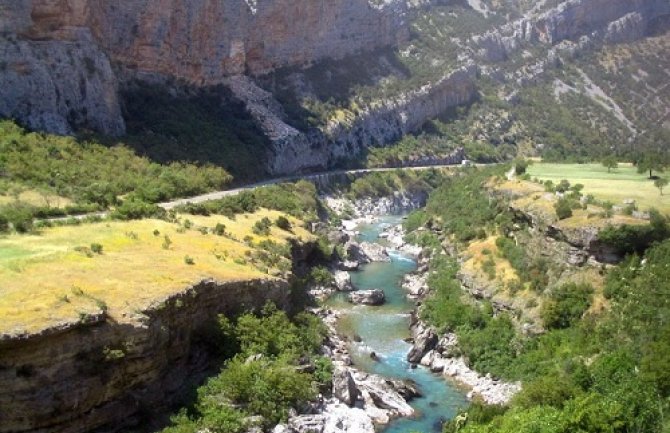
[0,0,668,171]
[0,0,408,135]
[0,278,291,433]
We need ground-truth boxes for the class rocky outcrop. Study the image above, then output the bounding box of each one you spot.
[305,308,417,432]
[345,241,391,264]
[333,270,355,292]
[471,0,670,63]
[348,289,386,306]
[0,278,291,433]
[406,320,438,364]
[418,334,522,405]
[332,367,360,407]
[229,69,474,174]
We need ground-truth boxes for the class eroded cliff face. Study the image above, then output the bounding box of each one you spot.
[0,0,668,170]
[0,278,291,433]
[0,0,408,135]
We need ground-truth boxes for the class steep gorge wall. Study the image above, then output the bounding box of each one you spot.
[0,0,408,135]
[0,0,668,171]
[0,278,291,433]
[226,66,477,174]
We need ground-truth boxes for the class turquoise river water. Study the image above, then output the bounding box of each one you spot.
[327,216,468,433]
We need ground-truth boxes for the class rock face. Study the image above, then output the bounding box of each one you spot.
[2,0,668,172]
[0,278,292,433]
[407,321,438,364]
[332,367,360,407]
[0,0,408,137]
[230,69,475,174]
[472,0,670,62]
[348,289,386,306]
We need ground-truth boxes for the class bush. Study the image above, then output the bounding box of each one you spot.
[598,210,670,255]
[252,217,272,236]
[541,283,593,330]
[515,159,529,175]
[184,255,195,265]
[554,198,573,220]
[0,203,34,233]
[275,216,291,231]
[90,243,103,254]
[213,223,226,236]
[112,198,166,220]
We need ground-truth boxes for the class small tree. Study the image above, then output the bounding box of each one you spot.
[602,155,618,173]
[655,178,669,196]
[514,159,529,176]
[637,152,666,179]
[554,198,573,220]
[275,216,291,231]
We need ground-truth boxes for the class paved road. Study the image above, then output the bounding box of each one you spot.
[43,163,473,222]
[158,164,469,210]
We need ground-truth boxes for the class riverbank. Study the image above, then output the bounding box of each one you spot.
[288,193,519,432]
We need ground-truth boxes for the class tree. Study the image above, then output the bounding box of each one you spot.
[554,198,573,220]
[654,178,668,196]
[637,152,666,179]
[515,159,529,176]
[601,155,618,173]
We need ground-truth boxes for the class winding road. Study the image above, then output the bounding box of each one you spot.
[158,163,471,210]
[44,163,474,222]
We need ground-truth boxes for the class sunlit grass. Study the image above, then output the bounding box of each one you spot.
[0,209,311,337]
[527,162,670,214]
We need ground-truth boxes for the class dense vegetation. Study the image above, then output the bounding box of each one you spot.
[415,166,510,243]
[345,168,447,200]
[0,120,231,229]
[406,168,670,433]
[441,240,670,433]
[177,180,320,222]
[162,304,330,433]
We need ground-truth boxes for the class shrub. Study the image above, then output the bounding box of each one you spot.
[541,283,593,330]
[184,255,195,265]
[554,198,573,220]
[275,216,291,231]
[112,199,166,220]
[213,223,226,236]
[0,203,34,233]
[252,217,272,236]
[90,243,103,254]
[514,159,529,175]
[310,266,334,286]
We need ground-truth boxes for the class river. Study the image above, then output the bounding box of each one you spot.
[326,215,468,432]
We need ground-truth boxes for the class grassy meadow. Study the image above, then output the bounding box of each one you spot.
[0,209,311,337]
[527,162,670,214]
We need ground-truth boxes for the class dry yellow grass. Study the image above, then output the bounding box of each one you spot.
[0,189,73,208]
[0,209,311,336]
[462,236,519,286]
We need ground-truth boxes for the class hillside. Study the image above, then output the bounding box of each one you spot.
[1,0,668,177]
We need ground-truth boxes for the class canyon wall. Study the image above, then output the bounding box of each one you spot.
[0,278,291,433]
[0,0,668,170]
[0,0,408,135]
[226,66,477,174]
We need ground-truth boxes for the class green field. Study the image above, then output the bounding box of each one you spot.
[528,163,670,214]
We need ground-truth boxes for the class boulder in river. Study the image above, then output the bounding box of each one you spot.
[407,324,438,364]
[333,367,360,407]
[334,271,354,292]
[338,260,360,271]
[348,289,385,306]
[347,241,391,263]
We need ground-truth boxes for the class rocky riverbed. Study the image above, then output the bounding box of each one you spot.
[291,195,520,432]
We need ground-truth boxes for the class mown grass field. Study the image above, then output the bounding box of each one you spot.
[0,210,311,337]
[527,162,670,214]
